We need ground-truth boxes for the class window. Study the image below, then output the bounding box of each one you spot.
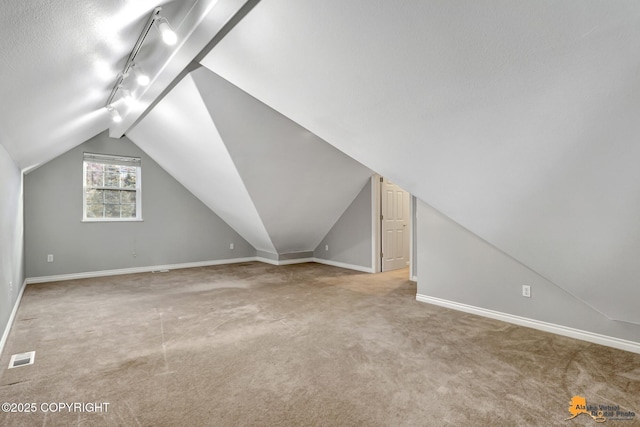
[83,153,142,221]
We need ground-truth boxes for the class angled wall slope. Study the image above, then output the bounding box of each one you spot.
[191,67,372,254]
[129,67,372,257]
[127,74,276,253]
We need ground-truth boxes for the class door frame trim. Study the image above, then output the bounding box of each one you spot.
[371,174,382,273]
[410,195,417,281]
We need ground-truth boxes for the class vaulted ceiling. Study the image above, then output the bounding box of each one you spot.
[2,0,640,324]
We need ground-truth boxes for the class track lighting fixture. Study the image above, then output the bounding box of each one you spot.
[104,6,177,123]
[107,106,122,123]
[155,16,177,46]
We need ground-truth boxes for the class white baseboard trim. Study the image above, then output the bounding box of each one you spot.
[0,279,27,358]
[25,256,375,284]
[312,258,374,273]
[256,256,373,272]
[25,258,258,284]
[256,257,315,266]
[410,275,418,282]
[278,257,314,266]
[416,294,640,355]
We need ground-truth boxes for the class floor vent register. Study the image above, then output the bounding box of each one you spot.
[8,351,35,369]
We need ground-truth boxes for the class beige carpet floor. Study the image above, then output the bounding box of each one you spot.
[0,262,638,426]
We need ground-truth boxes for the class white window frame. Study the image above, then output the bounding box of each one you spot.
[82,153,143,222]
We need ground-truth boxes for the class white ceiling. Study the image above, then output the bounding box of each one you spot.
[201,0,640,323]
[3,0,640,324]
[0,0,207,171]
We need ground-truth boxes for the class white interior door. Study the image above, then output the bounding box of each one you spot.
[381,177,410,272]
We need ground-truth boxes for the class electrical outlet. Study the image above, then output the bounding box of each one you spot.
[325,245,329,251]
[9,281,13,292]
[230,243,234,250]
[522,285,531,298]
[47,254,54,263]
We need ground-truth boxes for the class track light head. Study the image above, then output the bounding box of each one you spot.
[121,88,134,105]
[107,105,122,123]
[132,64,149,86]
[155,16,177,46]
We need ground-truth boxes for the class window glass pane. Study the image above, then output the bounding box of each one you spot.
[105,204,120,218]
[121,204,136,218]
[85,162,104,187]
[86,162,104,173]
[119,165,135,174]
[122,170,137,189]
[120,191,136,204]
[104,190,120,203]
[105,172,120,188]
[86,171,104,187]
[86,204,104,218]
[85,189,103,204]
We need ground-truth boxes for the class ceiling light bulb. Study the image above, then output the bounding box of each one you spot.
[132,64,149,86]
[107,106,122,123]
[121,89,134,105]
[137,73,150,86]
[156,17,177,46]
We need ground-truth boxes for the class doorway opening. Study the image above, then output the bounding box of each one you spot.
[372,175,416,280]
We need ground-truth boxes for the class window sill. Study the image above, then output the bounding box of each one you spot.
[82,219,144,223]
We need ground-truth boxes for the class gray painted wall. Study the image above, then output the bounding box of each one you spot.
[24,131,255,278]
[314,180,372,268]
[0,145,25,340]
[416,200,640,343]
[256,250,278,261]
[279,251,313,261]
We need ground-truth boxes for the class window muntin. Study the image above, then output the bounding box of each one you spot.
[83,153,142,221]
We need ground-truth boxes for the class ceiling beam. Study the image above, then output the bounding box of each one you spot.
[108,0,259,138]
